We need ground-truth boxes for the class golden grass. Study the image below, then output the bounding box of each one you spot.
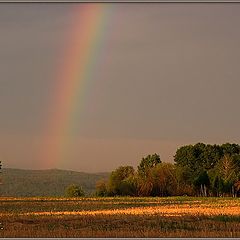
[1,204,240,217]
[1,196,240,237]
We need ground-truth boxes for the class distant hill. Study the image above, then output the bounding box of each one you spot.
[0,168,109,197]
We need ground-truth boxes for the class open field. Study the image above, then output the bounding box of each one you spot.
[1,197,240,237]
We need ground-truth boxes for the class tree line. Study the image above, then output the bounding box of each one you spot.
[95,143,240,197]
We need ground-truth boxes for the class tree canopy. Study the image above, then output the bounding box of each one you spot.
[137,153,161,177]
[95,143,240,197]
[65,184,85,197]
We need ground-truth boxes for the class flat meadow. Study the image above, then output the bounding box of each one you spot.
[1,196,240,237]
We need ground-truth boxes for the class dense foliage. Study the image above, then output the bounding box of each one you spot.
[65,184,85,197]
[96,143,240,197]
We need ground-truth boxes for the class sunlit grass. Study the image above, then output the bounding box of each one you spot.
[1,197,240,237]
[1,204,240,217]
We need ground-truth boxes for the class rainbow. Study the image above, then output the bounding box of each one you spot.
[42,4,112,168]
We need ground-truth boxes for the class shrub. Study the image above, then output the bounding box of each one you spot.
[65,184,85,197]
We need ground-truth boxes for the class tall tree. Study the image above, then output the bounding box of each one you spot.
[213,154,240,196]
[193,171,210,197]
[217,155,238,183]
[151,163,177,197]
[137,153,161,178]
[175,165,194,195]
[136,154,161,196]
[221,143,240,156]
[108,166,135,196]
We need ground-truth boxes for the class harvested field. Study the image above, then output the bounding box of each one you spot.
[1,197,240,237]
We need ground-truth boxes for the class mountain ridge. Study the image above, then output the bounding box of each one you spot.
[0,168,110,197]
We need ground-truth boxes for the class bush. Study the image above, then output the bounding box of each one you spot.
[65,184,85,197]
[95,179,108,197]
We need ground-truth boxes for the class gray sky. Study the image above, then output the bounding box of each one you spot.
[0,4,240,172]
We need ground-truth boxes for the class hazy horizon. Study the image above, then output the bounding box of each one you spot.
[0,4,240,172]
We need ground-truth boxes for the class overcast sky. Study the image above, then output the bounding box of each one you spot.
[0,4,239,172]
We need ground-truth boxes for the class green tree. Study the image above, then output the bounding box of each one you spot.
[137,153,161,177]
[151,163,177,197]
[202,144,223,170]
[118,175,137,196]
[215,155,238,183]
[95,179,108,197]
[136,173,154,197]
[65,184,85,197]
[136,154,161,196]
[174,143,222,174]
[108,166,135,196]
[175,143,225,171]
[212,175,224,197]
[213,154,240,196]
[174,144,200,175]
[175,165,194,196]
[175,143,225,191]
[193,171,210,196]
[221,143,240,156]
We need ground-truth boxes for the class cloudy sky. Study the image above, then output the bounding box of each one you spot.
[0,4,239,172]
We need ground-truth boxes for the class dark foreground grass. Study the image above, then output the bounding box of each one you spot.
[1,214,240,237]
[1,197,240,237]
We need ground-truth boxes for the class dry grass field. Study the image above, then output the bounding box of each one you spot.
[1,196,240,237]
